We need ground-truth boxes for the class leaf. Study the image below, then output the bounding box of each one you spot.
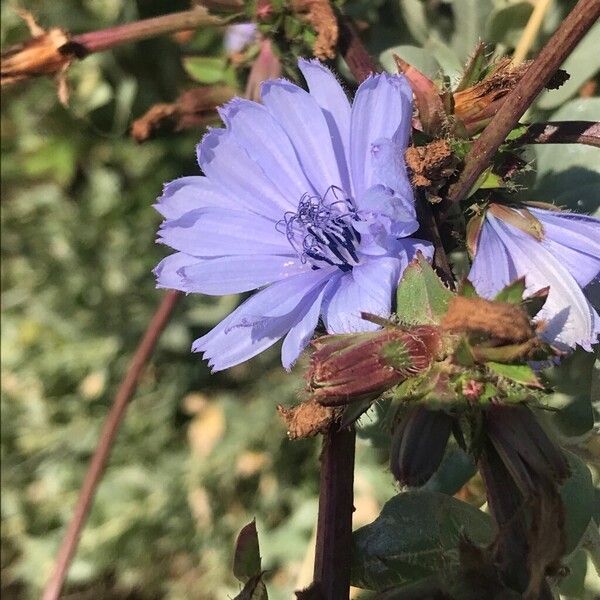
[396,253,454,325]
[542,349,595,437]
[397,0,429,44]
[423,446,476,496]
[183,56,229,84]
[494,277,526,304]
[233,575,269,600]
[486,362,541,387]
[233,520,262,582]
[351,491,494,591]
[450,0,495,62]
[536,20,600,109]
[380,45,440,79]
[485,2,533,47]
[560,452,596,554]
[534,98,600,210]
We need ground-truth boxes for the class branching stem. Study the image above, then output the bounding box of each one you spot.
[41,290,181,600]
[446,0,600,208]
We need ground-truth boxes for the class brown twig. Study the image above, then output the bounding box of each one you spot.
[445,0,600,208]
[510,120,600,148]
[67,8,224,56]
[41,290,181,600]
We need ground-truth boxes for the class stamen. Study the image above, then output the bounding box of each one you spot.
[277,186,362,270]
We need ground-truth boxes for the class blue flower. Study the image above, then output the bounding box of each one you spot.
[154,59,431,371]
[469,203,600,350]
[224,23,257,54]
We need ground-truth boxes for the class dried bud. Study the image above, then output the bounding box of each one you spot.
[1,10,75,103]
[453,59,530,135]
[389,406,453,487]
[308,326,439,406]
[394,54,449,135]
[276,400,339,440]
[291,0,338,60]
[131,86,235,142]
[404,139,457,194]
[443,296,534,344]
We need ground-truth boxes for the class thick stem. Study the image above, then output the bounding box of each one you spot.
[68,8,224,56]
[313,426,357,600]
[510,120,600,148]
[446,0,600,207]
[41,290,181,600]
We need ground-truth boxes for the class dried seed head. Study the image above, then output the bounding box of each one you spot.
[442,296,534,344]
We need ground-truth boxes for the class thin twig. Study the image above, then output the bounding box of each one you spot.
[512,0,553,65]
[510,120,600,148]
[41,290,181,600]
[445,0,600,208]
[67,8,224,55]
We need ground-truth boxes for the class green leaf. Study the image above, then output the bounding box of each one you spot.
[561,452,596,554]
[543,349,595,437]
[397,0,429,44]
[450,0,495,62]
[494,278,526,304]
[233,575,269,600]
[396,253,454,325]
[423,447,476,496]
[486,362,541,387]
[534,98,600,210]
[380,45,440,79]
[183,56,229,84]
[351,491,494,591]
[233,520,262,582]
[485,2,533,47]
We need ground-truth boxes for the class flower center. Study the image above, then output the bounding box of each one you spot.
[277,186,361,271]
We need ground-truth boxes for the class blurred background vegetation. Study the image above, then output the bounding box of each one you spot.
[1,1,598,598]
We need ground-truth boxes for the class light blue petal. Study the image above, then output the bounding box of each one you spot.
[469,218,517,298]
[322,260,397,333]
[298,58,352,194]
[261,79,344,196]
[491,214,597,350]
[179,255,309,295]
[197,128,291,217]
[281,278,334,370]
[370,138,414,202]
[530,208,600,288]
[354,184,418,251]
[154,252,201,291]
[193,269,331,371]
[219,98,312,203]
[349,73,412,195]
[157,207,290,257]
[154,176,234,220]
[352,256,402,312]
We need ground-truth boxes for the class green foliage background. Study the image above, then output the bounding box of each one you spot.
[1,1,598,598]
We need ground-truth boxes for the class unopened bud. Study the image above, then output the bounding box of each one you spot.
[308,326,439,406]
[390,406,453,487]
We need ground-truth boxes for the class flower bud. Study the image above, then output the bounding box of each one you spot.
[308,326,440,406]
[389,406,453,487]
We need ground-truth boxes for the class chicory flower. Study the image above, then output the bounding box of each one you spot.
[223,23,257,54]
[154,59,431,371]
[469,203,600,350]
